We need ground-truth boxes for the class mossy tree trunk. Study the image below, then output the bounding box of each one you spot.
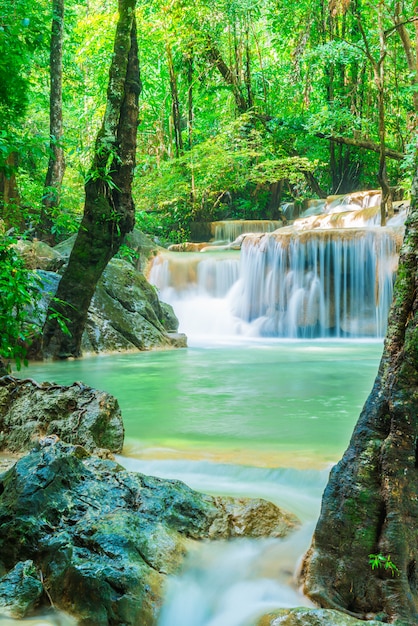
[42,0,140,358]
[301,152,418,624]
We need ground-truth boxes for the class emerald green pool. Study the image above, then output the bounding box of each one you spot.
[24,338,382,469]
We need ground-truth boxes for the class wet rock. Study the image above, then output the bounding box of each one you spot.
[30,254,186,354]
[0,561,44,619]
[0,440,299,625]
[257,608,384,626]
[0,376,124,454]
[14,240,64,272]
[84,259,184,352]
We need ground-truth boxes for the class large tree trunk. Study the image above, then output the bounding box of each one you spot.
[38,0,65,244]
[42,0,140,359]
[301,153,418,623]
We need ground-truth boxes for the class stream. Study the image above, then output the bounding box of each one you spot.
[6,337,383,626]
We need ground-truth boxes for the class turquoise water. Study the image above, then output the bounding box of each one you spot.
[8,338,383,626]
[23,338,382,468]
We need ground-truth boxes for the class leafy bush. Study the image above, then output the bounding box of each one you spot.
[0,236,42,371]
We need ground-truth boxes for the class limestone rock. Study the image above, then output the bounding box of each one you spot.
[257,608,384,626]
[84,259,180,352]
[0,440,299,625]
[0,376,124,454]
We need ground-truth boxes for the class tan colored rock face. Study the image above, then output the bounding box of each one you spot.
[257,608,385,625]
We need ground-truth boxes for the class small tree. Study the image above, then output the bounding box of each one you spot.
[42,0,140,358]
[38,0,66,243]
[0,236,41,374]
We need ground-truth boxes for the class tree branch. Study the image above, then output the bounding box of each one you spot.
[314,133,404,161]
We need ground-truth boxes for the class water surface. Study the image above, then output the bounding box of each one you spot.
[25,338,383,469]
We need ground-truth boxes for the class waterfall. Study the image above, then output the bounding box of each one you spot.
[212,220,283,243]
[148,226,402,340]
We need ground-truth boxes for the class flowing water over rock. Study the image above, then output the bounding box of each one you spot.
[148,228,402,340]
[6,191,398,625]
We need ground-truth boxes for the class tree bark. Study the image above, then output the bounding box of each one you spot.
[42,0,140,359]
[39,0,65,243]
[301,150,418,623]
[0,152,22,229]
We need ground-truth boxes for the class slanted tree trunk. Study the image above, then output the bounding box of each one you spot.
[204,38,249,114]
[301,151,418,624]
[42,0,140,359]
[38,0,65,244]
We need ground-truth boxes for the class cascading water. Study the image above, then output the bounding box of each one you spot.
[212,220,283,243]
[148,227,402,340]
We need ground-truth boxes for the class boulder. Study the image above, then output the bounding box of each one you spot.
[13,239,64,272]
[257,608,384,625]
[0,376,124,454]
[0,440,300,625]
[84,259,185,352]
[31,257,187,355]
[0,561,43,619]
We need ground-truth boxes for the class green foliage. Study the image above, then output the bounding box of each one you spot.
[134,114,319,242]
[369,553,399,577]
[47,297,72,337]
[0,236,42,371]
[0,0,415,241]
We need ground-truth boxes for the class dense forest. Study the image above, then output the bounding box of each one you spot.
[1,0,417,246]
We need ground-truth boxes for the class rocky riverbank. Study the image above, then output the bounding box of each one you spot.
[0,439,299,624]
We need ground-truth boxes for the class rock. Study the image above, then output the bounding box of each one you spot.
[0,376,124,454]
[13,240,64,272]
[84,259,186,352]
[0,561,43,618]
[31,257,186,355]
[168,242,210,252]
[256,608,384,626]
[0,440,299,625]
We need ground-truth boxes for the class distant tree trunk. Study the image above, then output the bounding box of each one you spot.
[166,43,183,158]
[301,150,418,623]
[0,153,22,230]
[42,0,140,359]
[186,50,194,150]
[357,4,393,225]
[39,0,65,243]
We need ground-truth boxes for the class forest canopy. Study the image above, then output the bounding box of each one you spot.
[0,0,417,243]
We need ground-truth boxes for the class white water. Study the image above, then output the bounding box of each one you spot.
[6,192,399,626]
[149,228,400,341]
[118,459,327,626]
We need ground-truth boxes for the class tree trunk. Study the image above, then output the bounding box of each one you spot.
[0,153,22,230]
[314,133,404,161]
[42,0,140,359]
[301,152,418,624]
[166,43,183,158]
[38,0,65,244]
[205,38,249,114]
